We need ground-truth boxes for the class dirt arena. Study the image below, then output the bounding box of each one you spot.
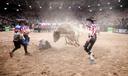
[0,31,128,76]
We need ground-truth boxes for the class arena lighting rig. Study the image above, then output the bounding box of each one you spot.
[0,0,126,12]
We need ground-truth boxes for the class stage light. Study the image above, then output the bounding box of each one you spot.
[89,9,92,12]
[118,0,121,2]
[120,5,123,7]
[78,6,81,9]
[6,3,9,5]
[16,9,19,11]
[49,6,52,9]
[68,6,71,9]
[29,5,32,8]
[4,8,7,10]
[59,6,62,9]
[18,4,21,7]
[99,8,102,11]
[88,5,91,7]
[107,2,110,5]
[109,7,112,10]
[40,6,42,8]
[97,4,101,6]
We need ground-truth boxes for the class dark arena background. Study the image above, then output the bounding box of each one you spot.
[0,0,128,76]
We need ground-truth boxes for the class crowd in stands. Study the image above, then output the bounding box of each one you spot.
[0,15,14,31]
[0,13,38,32]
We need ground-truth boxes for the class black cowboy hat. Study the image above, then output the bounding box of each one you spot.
[86,17,96,21]
[86,17,96,23]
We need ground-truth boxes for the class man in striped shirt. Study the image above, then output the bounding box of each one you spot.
[84,18,97,63]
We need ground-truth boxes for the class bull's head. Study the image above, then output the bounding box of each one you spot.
[53,31,60,42]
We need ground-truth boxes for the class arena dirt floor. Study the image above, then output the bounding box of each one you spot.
[0,31,128,76]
